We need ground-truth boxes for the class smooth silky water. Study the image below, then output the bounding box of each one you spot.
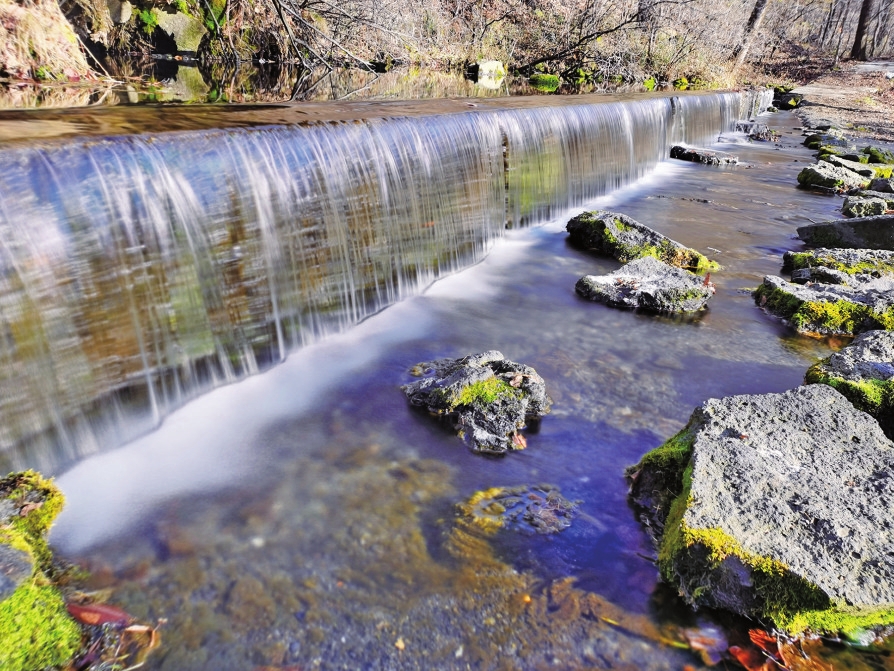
[3,94,890,668]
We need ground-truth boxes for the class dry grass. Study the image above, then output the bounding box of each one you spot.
[0,0,92,80]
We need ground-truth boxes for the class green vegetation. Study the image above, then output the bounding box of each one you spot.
[643,76,657,91]
[786,251,894,277]
[0,471,81,669]
[139,7,159,34]
[863,146,894,164]
[448,376,520,409]
[529,73,560,92]
[806,363,894,421]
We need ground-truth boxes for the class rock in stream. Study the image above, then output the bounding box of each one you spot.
[401,351,551,454]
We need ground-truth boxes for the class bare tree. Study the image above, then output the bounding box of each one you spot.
[849,0,875,60]
[731,0,769,69]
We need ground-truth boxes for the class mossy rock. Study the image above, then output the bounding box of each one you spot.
[797,162,867,191]
[782,248,894,278]
[843,196,888,218]
[566,210,717,274]
[628,385,894,635]
[0,471,81,670]
[863,146,894,165]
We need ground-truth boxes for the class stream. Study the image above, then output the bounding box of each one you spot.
[45,110,893,670]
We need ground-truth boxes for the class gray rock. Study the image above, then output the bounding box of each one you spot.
[754,274,894,336]
[790,265,850,285]
[869,177,894,193]
[797,162,868,190]
[566,210,716,272]
[632,385,894,629]
[106,0,132,23]
[797,215,894,249]
[155,10,207,52]
[804,129,851,149]
[576,256,714,313]
[821,154,876,178]
[735,121,774,141]
[402,351,551,455]
[843,196,889,218]
[806,330,894,437]
[0,544,33,603]
[670,145,738,165]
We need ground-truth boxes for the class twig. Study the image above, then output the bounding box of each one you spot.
[281,2,373,69]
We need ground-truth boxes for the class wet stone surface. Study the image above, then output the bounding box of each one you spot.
[456,484,580,535]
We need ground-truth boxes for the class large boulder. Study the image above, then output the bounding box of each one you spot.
[869,177,894,193]
[402,351,551,455]
[155,10,207,52]
[575,256,714,313]
[797,214,894,249]
[670,145,739,165]
[627,384,894,634]
[797,162,869,191]
[566,210,717,273]
[754,274,894,336]
[806,330,894,438]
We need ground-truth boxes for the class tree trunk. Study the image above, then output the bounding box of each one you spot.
[732,0,770,70]
[849,0,875,60]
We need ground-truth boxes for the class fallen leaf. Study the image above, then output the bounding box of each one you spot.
[66,602,133,626]
[729,644,770,671]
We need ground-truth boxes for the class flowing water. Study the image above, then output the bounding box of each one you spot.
[5,91,891,669]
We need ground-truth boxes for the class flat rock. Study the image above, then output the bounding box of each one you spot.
[804,130,852,150]
[576,256,714,313]
[807,330,894,437]
[797,214,894,249]
[821,154,877,178]
[670,145,738,165]
[402,351,551,455]
[853,190,894,208]
[631,385,894,629]
[754,275,894,336]
[566,210,716,272]
[843,196,890,218]
[797,162,869,190]
[783,247,894,281]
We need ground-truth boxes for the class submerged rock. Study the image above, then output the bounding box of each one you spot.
[797,214,894,249]
[754,274,894,336]
[797,162,868,191]
[402,351,551,455]
[670,145,738,165]
[575,256,714,313]
[456,484,579,535]
[566,210,717,273]
[806,330,894,438]
[627,384,894,634]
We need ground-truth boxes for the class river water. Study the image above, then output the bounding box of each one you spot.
[43,110,894,670]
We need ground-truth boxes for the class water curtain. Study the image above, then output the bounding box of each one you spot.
[0,90,772,471]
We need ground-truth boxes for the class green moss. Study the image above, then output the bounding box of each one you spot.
[806,363,894,418]
[0,580,81,669]
[529,73,560,92]
[863,146,894,164]
[440,376,520,410]
[1,471,66,573]
[643,77,657,91]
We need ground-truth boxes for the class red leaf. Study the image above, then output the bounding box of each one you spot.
[729,644,770,671]
[67,602,133,626]
[748,629,778,655]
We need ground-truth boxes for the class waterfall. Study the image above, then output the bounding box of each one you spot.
[0,90,772,472]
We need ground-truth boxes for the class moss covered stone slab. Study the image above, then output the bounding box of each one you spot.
[797,162,868,191]
[566,210,717,273]
[797,215,894,250]
[402,351,551,454]
[754,275,894,336]
[575,256,714,314]
[863,146,894,165]
[806,330,894,438]
[821,155,887,179]
[627,385,894,635]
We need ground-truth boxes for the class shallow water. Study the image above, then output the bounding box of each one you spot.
[49,113,893,670]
